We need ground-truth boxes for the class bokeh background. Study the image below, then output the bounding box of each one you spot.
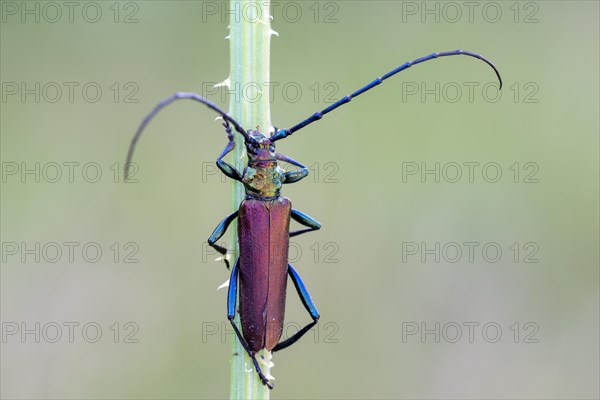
[1,1,598,399]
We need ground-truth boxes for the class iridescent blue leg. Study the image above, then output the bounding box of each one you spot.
[273,264,320,352]
[207,210,238,270]
[271,49,502,141]
[217,121,243,181]
[276,153,308,184]
[227,259,274,389]
[289,209,321,238]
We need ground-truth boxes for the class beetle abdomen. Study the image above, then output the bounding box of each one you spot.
[238,197,291,352]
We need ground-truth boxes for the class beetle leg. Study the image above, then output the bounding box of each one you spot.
[276,152,308,184]
[227,259,274,389]
[207,210,238,270]
[273,264,320,352]
[216,121,243,181]
[289,209,321,238]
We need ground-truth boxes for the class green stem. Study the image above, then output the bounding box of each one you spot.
[228,1,272,399]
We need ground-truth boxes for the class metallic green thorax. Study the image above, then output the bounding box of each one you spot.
[241,129,285,198]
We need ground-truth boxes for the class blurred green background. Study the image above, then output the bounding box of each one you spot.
[1,1,598,399]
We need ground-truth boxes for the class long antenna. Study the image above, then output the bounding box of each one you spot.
[125,92,248,179]
[271,50,502,141]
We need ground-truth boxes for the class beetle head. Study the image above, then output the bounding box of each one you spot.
[245,128,276,163]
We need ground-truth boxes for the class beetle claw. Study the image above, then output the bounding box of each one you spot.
[255,350,274,388]
[258,374,274,389]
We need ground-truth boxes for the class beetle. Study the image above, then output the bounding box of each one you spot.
[125,50,502,389]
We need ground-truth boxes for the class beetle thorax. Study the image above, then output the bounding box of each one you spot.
[242,162,285,198]
[242,129,284,198]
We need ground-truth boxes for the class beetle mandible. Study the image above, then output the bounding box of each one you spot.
[125,50,502,389]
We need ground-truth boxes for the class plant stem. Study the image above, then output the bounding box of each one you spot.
[228,1,273,399]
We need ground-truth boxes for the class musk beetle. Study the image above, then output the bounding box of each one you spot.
[125,50,502,388]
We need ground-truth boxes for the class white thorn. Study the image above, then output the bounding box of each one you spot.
[244,363,253,373]
[224,35,230,40]
[264,372,275,381]
[217,279,229,291]
[215,78,230,89]
[269,29,279,37]
[257,350,274,369]
[215,253,231,263]
[258,352,275,381]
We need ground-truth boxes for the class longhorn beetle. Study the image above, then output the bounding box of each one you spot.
[125,50,502,389]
